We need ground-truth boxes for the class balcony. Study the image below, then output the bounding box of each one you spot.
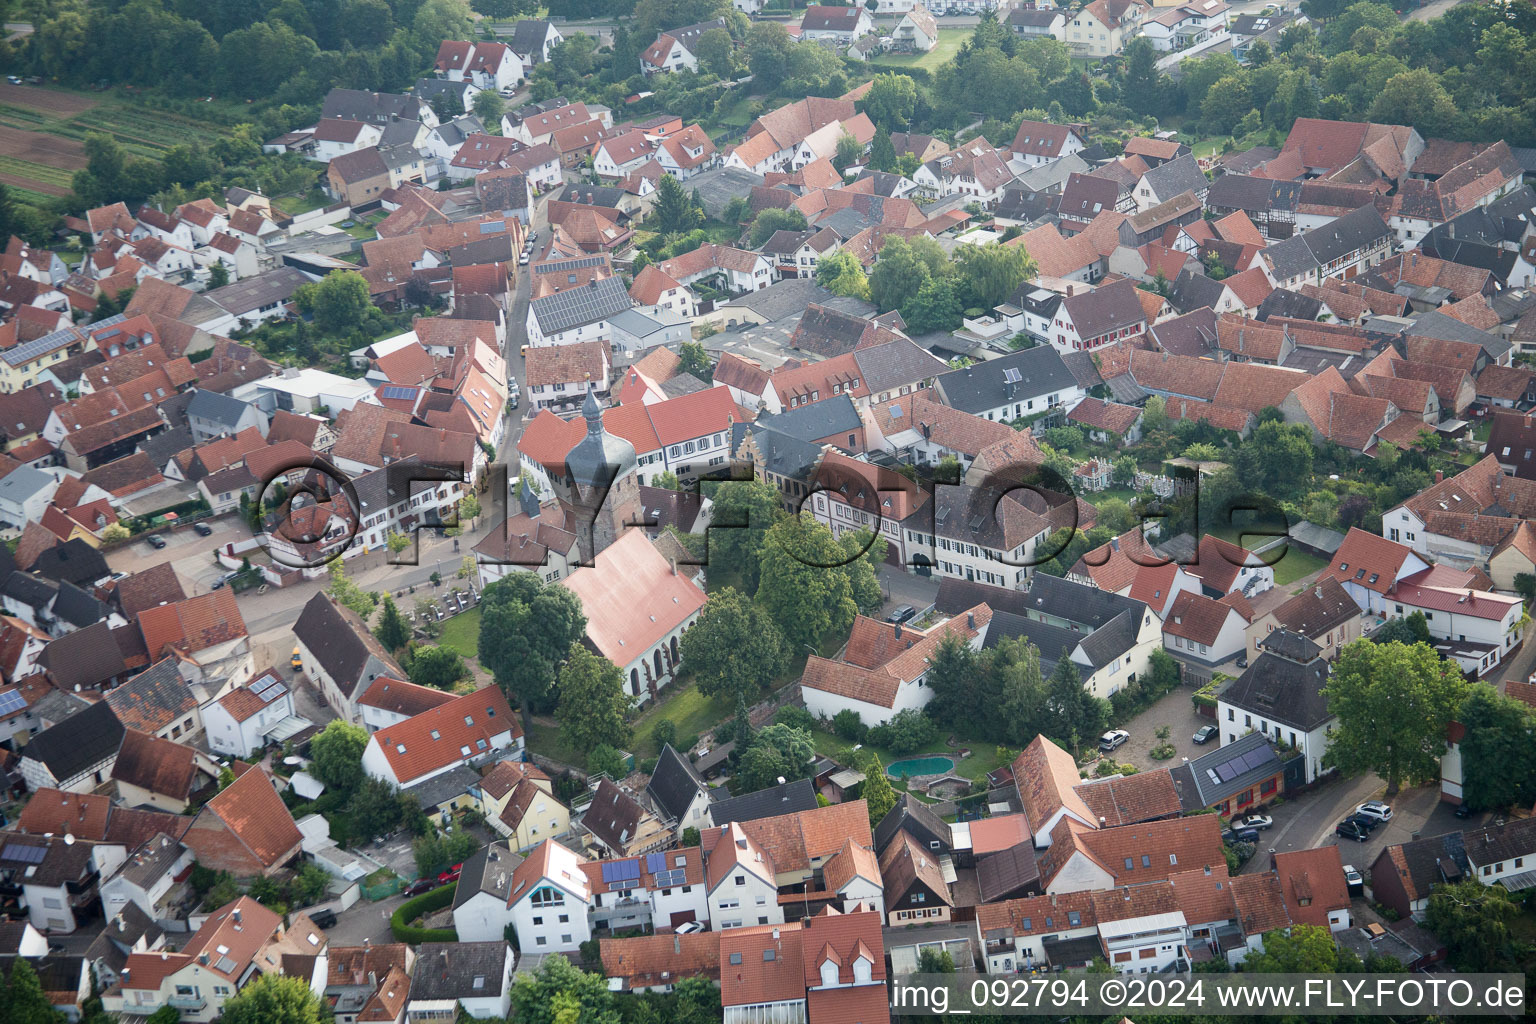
[169,995,208,1011]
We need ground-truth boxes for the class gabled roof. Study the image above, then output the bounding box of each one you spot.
[110,728,200,800]
[583,779,656,852]
[369,687,518,786]
[1272,846,1351,928]
[645,743,707,824]
[102,658,196,734]
[189,764,302,870]
[21,700,123,783]
[293,593,403,699]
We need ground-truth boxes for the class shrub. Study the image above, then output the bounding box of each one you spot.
[1155,725,1171,740]
[773,705,815,731]
[653,720,678,750]
[389,884,458,943]
[1150,742,1176,760]
[832,709,867,742]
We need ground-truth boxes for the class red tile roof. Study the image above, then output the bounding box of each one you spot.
[370,686,518,785]
[1272,846,1350,929]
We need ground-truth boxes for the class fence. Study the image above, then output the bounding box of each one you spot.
[363,876,406,901]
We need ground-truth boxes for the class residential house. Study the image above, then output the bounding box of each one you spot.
[480,761,570,851]
[451,842,525,942]
[359,687,521,804]
[506,840,594,954]
[0,833,110,934]
[646,744,713,834]
[1169,731,1286,816]
[435,40,523,91]
[408,943,513,1021]
[583,845,710,934]
[293,592,406,724]
[935,344,1085,420]
[1244,576,1361,663]
[581,779,670,859]
[201,668,303,759]
[1318,527,1432,615]
[640,18,727,74]
[1273,846,1352,932]
[109,729,213,814]
[893,5,940,51]
[180,763,303,877]
[1161,590,1251,667]
[1065,0,1149,57]
[800,5,875,44]
[879,832,950,926]
[602,931,721,993]
[1216,629,1335,783]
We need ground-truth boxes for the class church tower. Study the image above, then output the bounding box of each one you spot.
[555,387,641,564]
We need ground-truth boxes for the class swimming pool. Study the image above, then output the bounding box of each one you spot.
[886,755,957,779]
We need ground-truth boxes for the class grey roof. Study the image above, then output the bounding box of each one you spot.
[1140,153,1208,199]
[723,278,868,323]
[529,276,631,334]
[645,743,708,824]
[940,573,1150,634]
[1403,310,1511,360]
[608,307,684,340]
[204,267,309,319]
[583,778,649,852]
[411,942,509,1001]
[873,793,951,856]
[567,389,637,489]
[686,167,767,219]
[403,764,485,811]
[1384,831,1468,903]
[1059,350,1103,391]
[984,608,1089,675]
[1,316,119,369]
[414,78,474,102]
[1424,237,1520,285]
[1287,519,1347,557]
[110,832,188,890]
[754,393,863,442]
[760,229,817,257]
[739,424,824,481]
[1149,307,1219,358]
[1016,153,1090,194]
[709,778,818,825]
[1168,266,1229,314]
[558,184,627,210]
[22,699,124,781]
[321,88,424,123]
[507,19,558,60]
[1170,731,1282,812]
[1062,279,1148,342]
[1256,289,1325,323]
[935,345,1078,414]
[1463,816,1536,866]
[34,537,110,585]
[0,570,55,609]
[1302,205,1391,266]
[186,388,254,429]
[453,841,524,911]
[434,115,485,149]
[1263,233,1319,280]
[1222,639,1332,731]
[37,621,126,689]
[1205,174,1302,214]
[851,338,948,395]
[0,466,56,503]
[141,426,195,470]
[293,592,402,699]
[995,188,1061,224]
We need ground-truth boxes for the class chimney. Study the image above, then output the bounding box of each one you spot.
[1066,285,1074,297]
[894,623,902,640]
[369,971,377,988]
[232,908,242,925]
[1100,816,1106,826]
[1435,470,1443,483]
[967,612,975,629]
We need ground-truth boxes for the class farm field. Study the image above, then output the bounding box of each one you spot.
[0,82,232,200]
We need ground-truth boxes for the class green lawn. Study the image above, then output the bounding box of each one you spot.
[1084,487,1137,507]
[630,680,733,758]
[1269,547,1329,587]
[526,720,586,769]
[437,605,481,659]
[867,28,969,73]
[273,189,332,216]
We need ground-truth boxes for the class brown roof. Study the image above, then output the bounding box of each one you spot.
[1074,770,1183,828]
[369,687,518,785]
[1272,846,1350,928]
[1168,865,1238,926]
[1229,871,1294,936]
[16,788,112,840]
[1320,527,1418,595]
[1038,813,1225,889]
[525,340,608,388]
[356,676,456,718]
[1163,589,1240,645]
[702,801,873,876]
[1067,397,1142,436]
[602,931,720,988]
[113,563,188,618]
[137,590,246,659]
[189,764,302,869]
[110,728,200,800]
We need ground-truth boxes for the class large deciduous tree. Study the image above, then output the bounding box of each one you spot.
[1455,684,1536,812]
[407,645,469,689]
[1323,639,1467,797]
[954,242,1037,311]
[1424,879,1517,972]
[678,587,788,706]
[556,645,634,755]
[815,251,871,301]
[294,270,371,335]
[220,975,326,1024]
[478,573,588,730]
[310,720,369,795]
[701,479,784,593]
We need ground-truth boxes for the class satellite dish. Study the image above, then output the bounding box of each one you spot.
[63,833,75,846]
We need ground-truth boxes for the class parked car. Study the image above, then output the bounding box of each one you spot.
[309,907,337,929]
[437,862,464,885]
[1335,820,1371,843]
[1454,802,1474,819]
[145,534,167,549]
[1098,729,1130,753]
[5,76,20,86]
[1343,864,1364,897]
[1193,725,1218,744]
[1355,801,1393,823]
[1230,826,1260,843]
[1237,813,1273,831]
[1344,812,1379,833]
[518,253,529,266]
[886,605,916,625]
[402,878,438,897]
[675,921,704,934]
[193,521,213,536]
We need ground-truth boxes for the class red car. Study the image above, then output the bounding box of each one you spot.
[437,862,464,885]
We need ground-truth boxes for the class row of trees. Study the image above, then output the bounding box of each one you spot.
[835,234,1038,335]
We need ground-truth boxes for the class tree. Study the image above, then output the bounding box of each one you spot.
[867,126,896,172]
[1323,639,1467,797]
[478,573,588,730]
[407,645,469,689]
[1514,572,1536,603]
[556,645,634,755]
[652,173,702,234]
[1242,923,1342,973]
[924,632,985,730]
[511,951,621,1024]
[997,638,1048,747]
[834,131,864,172]
[145,1007,180,1024]
[294,270,371,335]
[472,89,506,127]
[872,707,938,754]
[1367,68,1459,139]
[456,491,481,529]
[1455,684,1536,812]
[1371,611,1430,646]
[861,72,917,131]
[677,340,713,381]
[746,20,796,90]
[869,235,938,312]
[695,26,734,78]
[737,723,815,791]
[748,207,808,247]
[901,276,962,334]
[815,251,870,301]
[953,242,1037,311]
[678,587,789,706]
[310,720,369,795]
[702,479,784,593]
[374,597,409,652]
[1234,420,1314,501]
[652,470,682,491]
[4,955,65,1024]
[474,0,543,15]
[1424,879,1517,971]
[857,751,894,826]
[220,973,325,1024]
[1042,656,1108,753]
[918,948,957,974]
[327,561,376,618]
[587,743,626,780]
[208,262,229,289]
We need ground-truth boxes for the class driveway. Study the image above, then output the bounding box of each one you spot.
[1116,685,1218,771]
[105,516,246,591]
[325,892,407,948]
[874,564,941,620]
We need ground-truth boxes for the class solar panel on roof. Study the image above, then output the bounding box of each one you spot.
[2,843,45,864]
[1216,763,1237,782]
[0,690,25,717]
[381,385,418,400]
[646,853,665,874]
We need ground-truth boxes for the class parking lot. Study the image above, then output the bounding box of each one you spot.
[1115,685,1218,771]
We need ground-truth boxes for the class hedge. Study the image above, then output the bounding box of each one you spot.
[389,883,458,943]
